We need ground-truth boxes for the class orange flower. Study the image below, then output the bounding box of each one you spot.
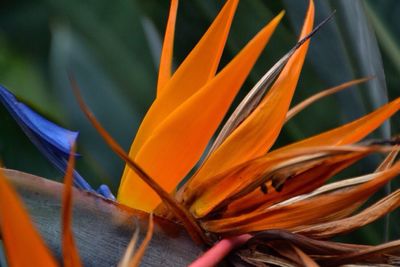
[113,0,400,239]
[2,0,400,266]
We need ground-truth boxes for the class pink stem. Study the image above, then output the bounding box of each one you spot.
[189,234,252,267]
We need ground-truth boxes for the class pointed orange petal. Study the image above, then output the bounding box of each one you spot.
[70,77,206,243]
[157,0,178,94]
[222,150,366,217]
[62,144,82,267]
[276,97,400,153]
[124,0,239,163]
[190,147,368,218]
[181,0,314,201]
[219,99,400,216]
[118,12,283,211]
[297,189,400,239]
[119,0,239,202]
[203,161,400,234]
[0,171,58,266]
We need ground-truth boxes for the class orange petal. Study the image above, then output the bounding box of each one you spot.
[119,0,239,205]
[62,145,82,267]
[123,0,239,163]
[297,189,400,239]
[220,98,400,216]
[223,150,366,218]
[190,147,369,218]
[275,97,400,153]
[0,171,58,266]
[70,77,206,243]
[181,0,314,202]
[118,12,283,211]
[157,0,178,94]
[202,161,400,234]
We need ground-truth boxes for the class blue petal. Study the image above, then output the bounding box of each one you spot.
[0,85,78,157]
[0,85,115,199]
[0,85,93,190]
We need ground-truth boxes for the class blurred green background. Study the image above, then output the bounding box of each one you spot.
[0,0,399,246]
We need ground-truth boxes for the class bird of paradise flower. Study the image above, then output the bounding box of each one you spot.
[1,0,400,266]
